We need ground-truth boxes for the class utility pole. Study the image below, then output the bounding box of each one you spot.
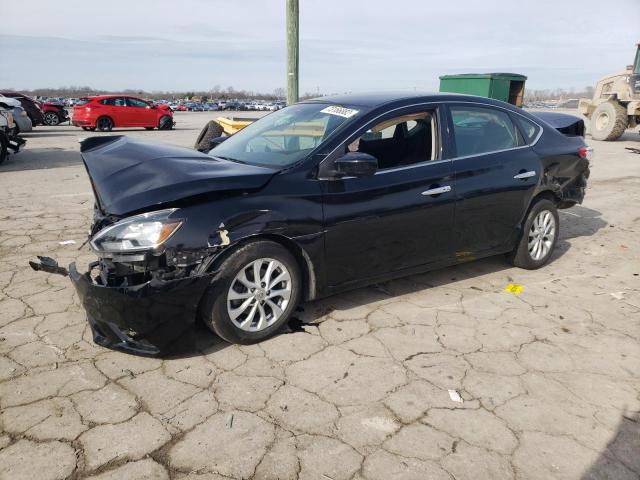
[286,0,299,105]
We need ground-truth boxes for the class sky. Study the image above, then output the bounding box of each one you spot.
[1,0,639,94]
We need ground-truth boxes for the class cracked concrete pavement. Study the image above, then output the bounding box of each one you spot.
[0,112,638,479]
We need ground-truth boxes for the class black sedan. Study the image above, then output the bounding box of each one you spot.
[32,92,591,355]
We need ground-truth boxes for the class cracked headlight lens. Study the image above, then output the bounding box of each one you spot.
[90,208,183,253]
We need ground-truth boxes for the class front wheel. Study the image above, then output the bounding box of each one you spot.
[158,115,173,130]
[507,198,559,269]
[43,112,61,126]
[590,101,628,141]
[200,241,301,344]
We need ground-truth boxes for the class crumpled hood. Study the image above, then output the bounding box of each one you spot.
[80,136,277,216]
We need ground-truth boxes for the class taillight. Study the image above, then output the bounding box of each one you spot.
[578,146,593,160]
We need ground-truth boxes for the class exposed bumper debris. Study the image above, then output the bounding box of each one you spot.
[68,262,215,355]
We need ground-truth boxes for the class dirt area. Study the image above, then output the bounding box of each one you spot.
[0,111,638,480]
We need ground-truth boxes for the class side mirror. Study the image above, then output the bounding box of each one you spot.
[334,152,378,178]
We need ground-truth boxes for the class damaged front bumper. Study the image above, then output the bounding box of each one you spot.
[67,261,214,356]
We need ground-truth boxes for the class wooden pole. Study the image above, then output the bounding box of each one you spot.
[286,0,299,105]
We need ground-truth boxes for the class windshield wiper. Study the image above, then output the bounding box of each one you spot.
[213,155,246,164]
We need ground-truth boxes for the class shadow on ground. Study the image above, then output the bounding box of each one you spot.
[167,205,608,359]
[581,411,640,479]
[0,148,82,171]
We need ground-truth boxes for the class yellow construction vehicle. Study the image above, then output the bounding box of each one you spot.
[579,43,640,141]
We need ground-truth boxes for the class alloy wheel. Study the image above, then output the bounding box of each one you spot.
[44,112,60,126]
[528,210,556,261]
[97,117,112,131]
[227,258,292,332]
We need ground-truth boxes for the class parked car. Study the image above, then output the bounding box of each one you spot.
[0,92,44,126]
[39,101,70,126]
[10,105,32,134]
[72,95,174,131]
[0,98,26,164]
[222,101,239,111]
[0,105,12,164]
[0,95,32,134]
[33,92,591,355]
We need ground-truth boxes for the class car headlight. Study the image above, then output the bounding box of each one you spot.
[90,208,183,253]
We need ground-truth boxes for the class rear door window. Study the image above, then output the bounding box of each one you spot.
[450,106,520,157]
[100,97,127,107]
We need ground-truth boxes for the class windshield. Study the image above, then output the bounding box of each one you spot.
[210,103,361,167]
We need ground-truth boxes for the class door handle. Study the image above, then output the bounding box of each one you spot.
[514,170,536,180]
[421,185,451,196]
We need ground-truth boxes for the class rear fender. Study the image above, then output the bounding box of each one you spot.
[539,154,590,208]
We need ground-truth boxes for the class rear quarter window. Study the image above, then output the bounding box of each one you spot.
[513,115,541,144]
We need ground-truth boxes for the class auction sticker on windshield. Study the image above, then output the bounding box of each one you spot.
[320,106,359,118]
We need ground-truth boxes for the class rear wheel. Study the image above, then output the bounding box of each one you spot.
[43,111,61,126]
[0,133,8,165]
[507,198,559,269]
[158,115,173,130]
[200,241,301,344]
[96,116,113,132]
[590,101,628,141]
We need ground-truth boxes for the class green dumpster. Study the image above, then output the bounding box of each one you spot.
[439,73,527,107]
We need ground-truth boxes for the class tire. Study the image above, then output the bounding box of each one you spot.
[507,198,559,269]
[158,115,173,130]
[200,240,301,344]
[43,111,60,126]
[96,116,113,132]
[0,133,8,165]
[194,120,224,152]
[590,102,628,141]
[82,127,96,131]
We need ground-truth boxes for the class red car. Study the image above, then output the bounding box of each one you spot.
[39,101,70,126]
[72,95,174,131]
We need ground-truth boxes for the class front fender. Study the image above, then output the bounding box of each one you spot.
[193,209,323,301]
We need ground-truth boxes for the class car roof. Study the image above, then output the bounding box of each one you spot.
[302,91,512,109]
[85,94,139,99]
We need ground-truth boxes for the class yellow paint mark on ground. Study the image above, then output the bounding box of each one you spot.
[504,283,524,295]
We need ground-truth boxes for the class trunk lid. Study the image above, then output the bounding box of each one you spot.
[80,136,278,216]
[530,111,585,137]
